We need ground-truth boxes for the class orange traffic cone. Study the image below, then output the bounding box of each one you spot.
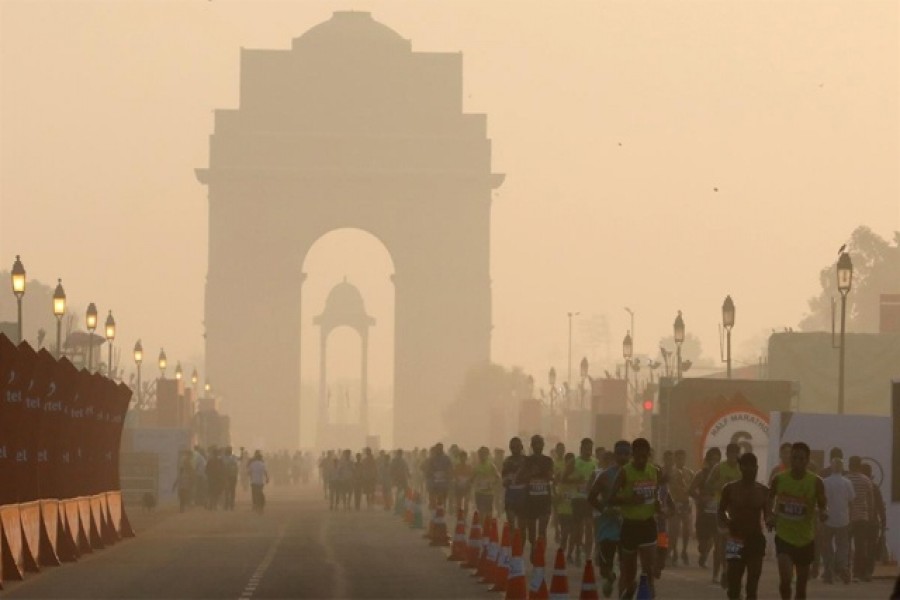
[505,529,527,600]
[430,505,450,547]
[528,536,549,599]
[479,519,500,582]
[490,522,512,592]
[548,547,569,600]
[464,511,482,568]
[448,508,467,560]
[579,559,599,600]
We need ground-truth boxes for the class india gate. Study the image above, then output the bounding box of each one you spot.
[196,11,503,448]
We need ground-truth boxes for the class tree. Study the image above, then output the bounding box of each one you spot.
[799,227,900,333]
[658,332,711,368]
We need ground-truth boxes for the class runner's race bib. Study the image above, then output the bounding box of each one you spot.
[704,499,718,514]
[777,495,807,520]
[633,480,657,504]
[529,479,550,496]
[433,470,447,484]
[475,479,493,492]
[725,536,744,560]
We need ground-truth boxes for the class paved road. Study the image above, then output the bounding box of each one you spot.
[2,486,894,599]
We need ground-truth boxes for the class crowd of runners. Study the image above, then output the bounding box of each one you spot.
[318,435,890,600]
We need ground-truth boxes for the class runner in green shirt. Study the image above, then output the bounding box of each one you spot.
[767,442,827,600]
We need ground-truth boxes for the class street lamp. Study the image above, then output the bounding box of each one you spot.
[11,255,26,343]
[86,303,98,370]
[579,357,589,410]
[204,380,211,396]
[175,362,183,381]
[623,330,633,398]
[52,279,66,358]
[673,311,685,381]
[721,295,735,379]
[624,307,635,354]
[134,340,143,406]
[548,367,557,416]
[158,348,167,377]
[105,311,116,378]
[836,251,853,414]
[191,368,199,386]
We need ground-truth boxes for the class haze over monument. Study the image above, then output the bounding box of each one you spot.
[2,1,897,447]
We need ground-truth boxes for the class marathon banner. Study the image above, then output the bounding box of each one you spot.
[0,334,134,583]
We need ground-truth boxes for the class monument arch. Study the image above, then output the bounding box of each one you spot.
[197,11,502,447]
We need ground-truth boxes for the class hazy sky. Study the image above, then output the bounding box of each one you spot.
[2,2,898,431]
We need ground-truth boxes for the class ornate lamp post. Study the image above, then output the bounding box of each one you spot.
[105,311,116,377]
[623,330,633,395]
[722,296,735,379]
[86,303,98,370]
[134,340,143,406]
[11,255,26,343]
[673,311,685,381]
[191,368,199,387]
[836,252,853,414]
[579,356,590,410]
[52,279,66,358]
[175,362,183,381]
[158,348,167,378]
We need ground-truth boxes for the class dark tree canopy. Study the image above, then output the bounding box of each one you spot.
[799,226,900,333]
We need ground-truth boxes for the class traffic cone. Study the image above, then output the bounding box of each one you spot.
[528,536,548,600]
[548,547,569,600]
[479,519,500,582]
[505,529,527,600]
[635,573,652,600]
[448,508,467,560]
[464,511,482,568]
[430,505,450,547]
[490,522,512,592]
[579,559,599,600]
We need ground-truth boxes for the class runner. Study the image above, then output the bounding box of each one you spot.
[519,434,555,552]
[608,437,660,599]
[556,452,577,562]
[470,446,500,520]
[426,443,452,507]
[552,441,566,544]
[566,437,597,566]
[587,441,630,598]
[767,442,828,600]
[452,450,473,513]
[718,452,772,600]
[689,447,722,571]
[666,449,694,566]
[502,437,527,530]
[708,443,743,587]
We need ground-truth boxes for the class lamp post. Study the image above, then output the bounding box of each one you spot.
[673,311,685,381]
[624,307,635,355]
[623,330,633,396]
[52,279,66,358]
[191,369,198,387]
[579,357,589,410]
[175,362,183,381]
[158,348,167,378]
[86,303,98,370]
[11,255,26,343]
[836,252,853,414]
[566,312,580,394]
[134,340,143,406]
[548,367,557,416]
[105,311,116,377]
[204,380,211,398]
[722,296,735,379]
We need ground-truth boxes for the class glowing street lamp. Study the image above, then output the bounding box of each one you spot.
[191,368,199,386]
[86,303,98,370]
[158,348,167,377]
[11,255,26,343]
[175,362,183,381]
[105,311,116,378]
[53,279,66,358]
[673,311,685,381]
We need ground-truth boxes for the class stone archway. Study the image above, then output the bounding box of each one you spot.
[197,11,502,448]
